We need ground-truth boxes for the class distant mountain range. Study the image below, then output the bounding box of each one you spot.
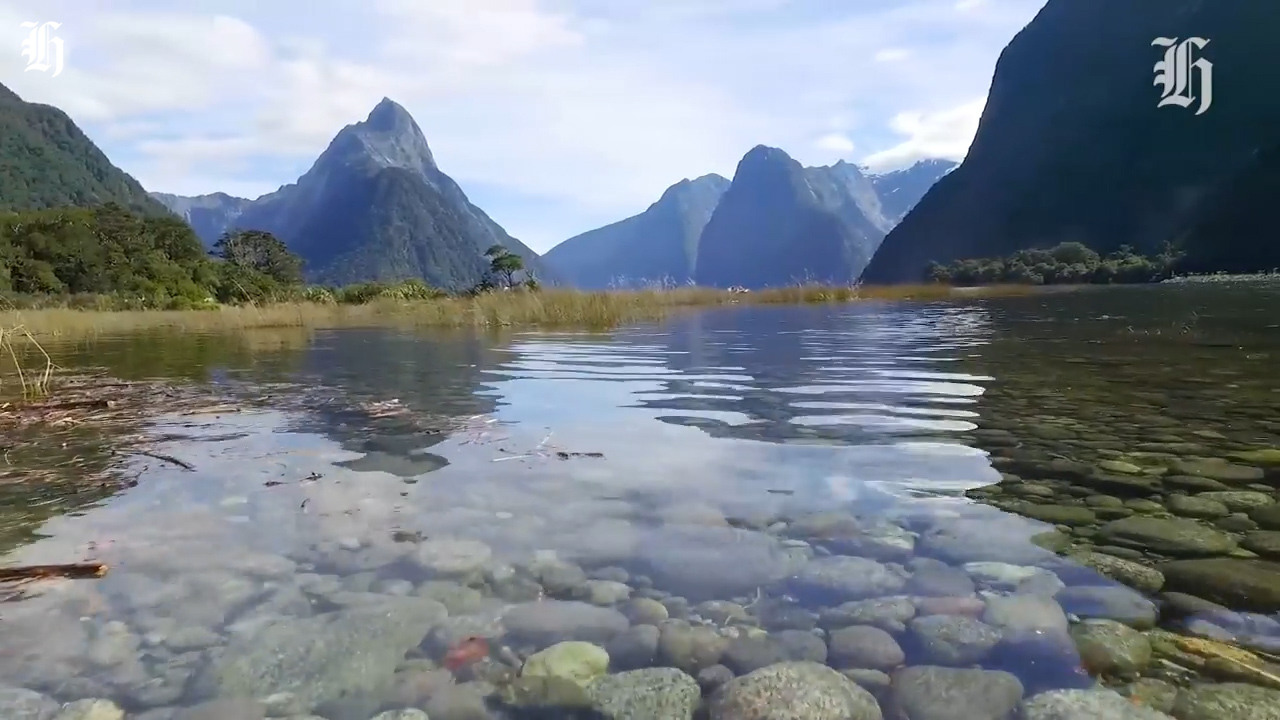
[862,0,1280,283]
[544,152,954,288]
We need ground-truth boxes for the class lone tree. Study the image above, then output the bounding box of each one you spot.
[213,229,304,285]
[484,244,524,288]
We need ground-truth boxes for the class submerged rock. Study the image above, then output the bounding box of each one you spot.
[1096,517,1236,557]
[0,687,59,720]
[190,598,447,711]
[889,666,1023,720]
[1021,687,1173,719]
[1172,682,1280,720]
[788,556,906,603]
[1069,619,1152,677]
[1159,558,1280,612]
[906,615,1001,666]
[521,641,610,687]
[502,600,629,647]
[709,661,883,720]
[587,667,701,720]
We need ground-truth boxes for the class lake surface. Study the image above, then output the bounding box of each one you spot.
[2,282,1279,720]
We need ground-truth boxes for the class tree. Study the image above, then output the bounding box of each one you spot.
[484,244,523,288]
[213,230,304,285]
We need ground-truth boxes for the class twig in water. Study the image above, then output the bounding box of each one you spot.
[131,450,196,471]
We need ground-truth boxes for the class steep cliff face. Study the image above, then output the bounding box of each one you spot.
[694,146,892,288]
[543,174,730,288]
[862,0,1280,283]
[1176,143,1280,274]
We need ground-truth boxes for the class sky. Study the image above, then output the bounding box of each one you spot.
[2,0,1047,253]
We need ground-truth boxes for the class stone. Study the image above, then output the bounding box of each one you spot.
[656,620,728,674]
[1170,459,1265,484]
[605,624,660,671]
[906,615,1001,666]
[1251,504,1280,530]
[1120,678,1179,713]
[1017,504,1098,526]
[633,526,804,602]
[502,600,629,647]
[175,699,267,720]
[1062,552,1165,593]
[414,538,493,578]
[709,661,884,720]
[981,594,1069,641]
[1098,460,1143,475]
[919,516,1057,565]
[698,665,736,694]
[1021,688,1174,719]
[1159,558,1280,612]
[1167,495,1231,519]
[1242,531,1280,558]
[190,598,447,711]
[1172,682,1280,720]
[369,711,430,720]
[587,667,701,720]
[0,687,59,720]
[1097,516,1236,557]
[819,597,915,633]
[622,597,669,625]
[1069,619,1152,676]
[51,700,125,720]
[788,556,906,603]
[889,666,1023,720]
[1198,491,1275,512]
[827,625,905,671]
[1055,585,1158,629]
[521,641,610,687]
[905,562,976,597]
[721,635,791,675]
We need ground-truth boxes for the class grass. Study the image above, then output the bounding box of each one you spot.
[0,283,1038,338]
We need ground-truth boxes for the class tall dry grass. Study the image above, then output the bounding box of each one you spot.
[1,284,1037,338]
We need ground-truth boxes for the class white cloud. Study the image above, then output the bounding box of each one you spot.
[860,97,987,172]
[873,48,912,63]
[814,133,856,154]
[0,0,1046,250]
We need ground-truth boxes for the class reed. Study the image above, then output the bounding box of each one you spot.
[0,283,1037,338]
[0,325,54,397]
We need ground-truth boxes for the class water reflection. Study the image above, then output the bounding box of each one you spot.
[0,286,1277,718]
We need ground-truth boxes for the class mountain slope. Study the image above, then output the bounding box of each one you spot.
[1175,143,1280,274]
[868,159,957,223]
[151,192,251,246]
[0,83,170,216]
[862,0,1280,284]
[543,174,729,288]
[693,147,892,288]
[180,98,552,289]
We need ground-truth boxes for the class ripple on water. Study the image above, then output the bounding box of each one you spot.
[2,294,1279,718]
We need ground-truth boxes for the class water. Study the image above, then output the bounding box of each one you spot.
[1,282,1279,719]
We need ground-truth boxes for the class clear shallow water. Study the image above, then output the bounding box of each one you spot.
[2,284,1280,719]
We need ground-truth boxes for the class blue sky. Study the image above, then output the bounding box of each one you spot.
[3,0,1046,252]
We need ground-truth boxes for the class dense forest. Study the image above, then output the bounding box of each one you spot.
[924,242,1182,286]
[0,204,530,309]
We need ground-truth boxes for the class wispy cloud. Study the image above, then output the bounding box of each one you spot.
[1,0,1045,251]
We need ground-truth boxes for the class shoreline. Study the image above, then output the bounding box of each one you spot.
[1,284,1038,338]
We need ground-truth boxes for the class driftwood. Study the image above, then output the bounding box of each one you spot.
[0,562,108,583]
[130,450,195,471]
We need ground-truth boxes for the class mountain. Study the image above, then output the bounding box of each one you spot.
[150,192,250,246]
[0,83,170,216]
[862,0,1280,284]
[694,146,893,288]
[159,99,552,289]
[867,159,957,223]
[1175,143,1280,274]
[542,174,730,288]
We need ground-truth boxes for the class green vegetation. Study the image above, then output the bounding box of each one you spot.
[0,84,171,216]
[924,242,1181,286]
